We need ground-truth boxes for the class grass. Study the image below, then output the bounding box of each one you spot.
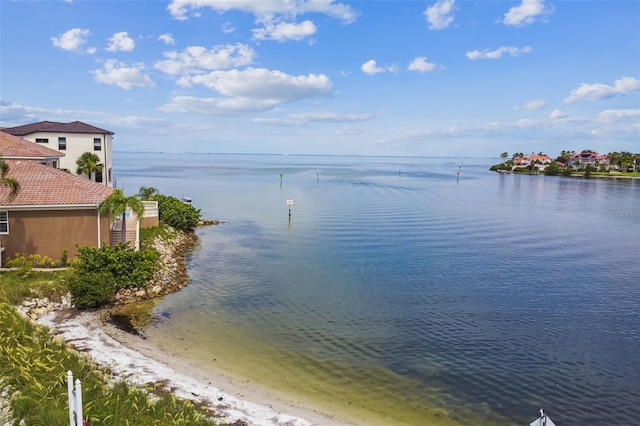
[0,270,219,425]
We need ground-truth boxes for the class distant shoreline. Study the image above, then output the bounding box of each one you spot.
[494,170,640,179]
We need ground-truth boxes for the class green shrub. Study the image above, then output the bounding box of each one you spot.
[60,248,69,267]
[6,253,33,273]
[68,244,159,309]
[155,195,201,231]
[7,253,58,269]
[67,270,116,309]
[74,243,158,291]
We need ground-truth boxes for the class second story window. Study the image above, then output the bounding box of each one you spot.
[35,138,49,143]
[0,211,8,234]
[94,138,102,151]
[58,137,66,151]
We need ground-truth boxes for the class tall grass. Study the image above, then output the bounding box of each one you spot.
[0,272,218,425]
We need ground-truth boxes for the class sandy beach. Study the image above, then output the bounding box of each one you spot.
[36,309,364,426]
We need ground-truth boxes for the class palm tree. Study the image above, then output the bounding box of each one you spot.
[136,186,159,200]
[0,157,20,198]
[76,152,103,182]
[98,189,145,245]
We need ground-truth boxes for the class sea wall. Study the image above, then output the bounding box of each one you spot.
[112,229,197,305]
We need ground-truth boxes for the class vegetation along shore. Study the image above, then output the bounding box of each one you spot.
[0,187,248,426]
[490,149,640,178]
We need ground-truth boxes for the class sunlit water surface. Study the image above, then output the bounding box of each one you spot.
[114,153,640,425]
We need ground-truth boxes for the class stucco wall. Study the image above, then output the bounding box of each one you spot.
[22,131,113,186]
[1,208,111,266]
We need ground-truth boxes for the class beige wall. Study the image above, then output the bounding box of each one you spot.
[23,131,113,187]
[1,208,111,266]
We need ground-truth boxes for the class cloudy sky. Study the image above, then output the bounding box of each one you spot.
[1,0,638,157]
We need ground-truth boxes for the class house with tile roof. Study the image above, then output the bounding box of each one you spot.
[2,121,114,187]
[568,152,609,170]
[0,131,114,266]
[513,154,553,170]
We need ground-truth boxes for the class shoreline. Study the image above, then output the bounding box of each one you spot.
[37,309,359,426]
[31,224,365,426]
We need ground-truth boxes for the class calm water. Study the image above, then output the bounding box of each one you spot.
[114,152,640,425]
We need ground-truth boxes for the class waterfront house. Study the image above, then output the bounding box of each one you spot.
[0,158,113,266]
[2,121,114,187]
[513,154,552,170]
[568,152,609,170]
[0,131,158,264]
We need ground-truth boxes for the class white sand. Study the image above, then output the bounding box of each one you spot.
[37,310,360,426]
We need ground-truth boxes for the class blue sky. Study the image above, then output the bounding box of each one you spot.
[1,0,638,157]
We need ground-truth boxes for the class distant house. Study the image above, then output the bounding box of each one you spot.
[513,154,552,170]
[568,152,609,170]
[0,131,114,266]
[2,121,114,187]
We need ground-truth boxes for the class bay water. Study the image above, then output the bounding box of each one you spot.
[114,152,640,425]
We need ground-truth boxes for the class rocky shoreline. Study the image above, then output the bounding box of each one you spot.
[17,222,217,322]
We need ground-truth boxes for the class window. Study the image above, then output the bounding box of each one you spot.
[58,137,66,150]
[0,211,8,234]
[95,170,103,183]
[35,138,49,143]
[94,138,102,151]
[108,167,112,183]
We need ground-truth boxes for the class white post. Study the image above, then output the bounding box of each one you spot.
[67,371,84,426]
[67,371,74,426]
[75,378,83,426]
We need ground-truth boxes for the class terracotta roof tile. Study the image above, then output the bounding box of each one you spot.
[0,131,65,159]
[0,160,113,206]
[2,120,114,136]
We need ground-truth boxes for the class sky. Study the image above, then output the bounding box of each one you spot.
[1,0,639,157]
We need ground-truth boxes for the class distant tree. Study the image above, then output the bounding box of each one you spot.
[500,152,509,161]
[76,152,103,181]
[154,194,201,231]
[584,164,594,178]
[0,156,20,198]
[137,186,159,200]
[581,149,595,153]
[620,152,634,172]
[99,189,145,244]
[607,152,620,170]
[545,161,561,176]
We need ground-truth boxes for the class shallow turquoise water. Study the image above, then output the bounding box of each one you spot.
[115,152,640,425]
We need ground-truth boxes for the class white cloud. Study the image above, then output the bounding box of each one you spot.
[253,20,317,42]
[158,33,176,45]
[106,31,135,52]
[408,57,437,73]
[564,77,640,103]
[596,109,640,123]
[503,0,552,27]
[515,98,547,110]
[336,126,364,135]
[424,0,455,30]
[183,68,332,101]
[167,0,358,23]
[254,111,372,127]
[50,28,95,54]
[361,59,397,75]
[466,46,531,60]
[222,22,235,34]
[161,96,278,115]
[549,109,568,120]
[291,111,372,123]
[154,44,255,75]
[162,68,333,115]
[92,60,156,90]
[167,1,355,43]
